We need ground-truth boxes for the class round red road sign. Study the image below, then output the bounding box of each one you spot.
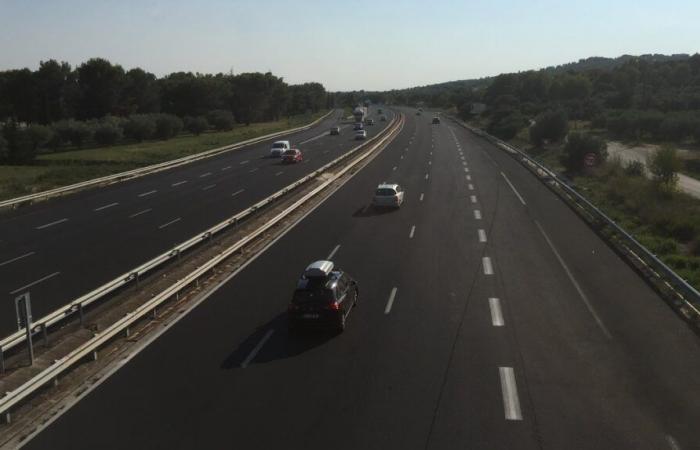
[584,152,598,167]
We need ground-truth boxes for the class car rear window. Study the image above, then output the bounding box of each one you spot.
[272,143,286,148]
[293,287,333,303]
[376,188,396,196]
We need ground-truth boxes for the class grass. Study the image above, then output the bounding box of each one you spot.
[0,111,329,201]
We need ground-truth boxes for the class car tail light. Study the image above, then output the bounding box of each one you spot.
[288,303,300,312]
[325,302,340,311]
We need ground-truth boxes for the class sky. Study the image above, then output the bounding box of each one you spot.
[1,0,699,91]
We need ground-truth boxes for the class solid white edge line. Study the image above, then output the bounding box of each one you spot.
[501,172,526,206]
[240,329,274,368]
[158,217,181,229]
[327,244,341,260]
[489,297,504,326]
[93,202,119,212]
[0,251,35,267]
[128,208,152,219]
[534,220,612,339]
[499,367,523,420]
[666,435,681,450]
[409,225,416,239]
[474,210,482,220]
[384,287,398,314]
[35,218,69,230]
[478,229,487,243]
[10,271,61,295]
[482,256,494,275]
[275,171,283,176]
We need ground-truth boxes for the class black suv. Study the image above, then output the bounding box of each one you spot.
[288,260,358,333]
[432,117,440,124]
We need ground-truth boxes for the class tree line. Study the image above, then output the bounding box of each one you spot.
[0,58,329,163]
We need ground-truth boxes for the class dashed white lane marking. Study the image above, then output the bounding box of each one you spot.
[327,244,341,259]
[482,257,494,275]
[470,195,477,204]
[384,287,398,314]
[221,166,232,171]
[466,175,471,181]
[171,180,188,187]
[393,166,397,171]
[249,168,259,173]
[10,271,61,294]
[501,172,526,206]
[129,208,152,219]
[36,218,69,230]
[400,155,404,159]
[478,229,487,243]
[199,172,212,178]
[241,329,275,368]
[534,220,612,339]
[419,193,424,202]
[93,202,119,212]
[428,161,432,165]
[474,210,482,220]
[323,150,329,154]
[468,184,474,190]
[275,171,284,176]
[666,435,681,450]
[232,189,245,197]
[202,184,216,191]
[499,367,523,420]
[239,160,249,165]
[462,161,467,166]
[409,225,416,239]
[0,251,35,267]
[158,217,181,229]
[464,167,470,173]
[425,173,430,180]
[489,298,504,326]
[138,190,157,197]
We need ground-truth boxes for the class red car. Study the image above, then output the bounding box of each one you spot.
[282,148,303,163]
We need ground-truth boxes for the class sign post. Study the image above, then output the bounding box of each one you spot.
[14,292,34,366]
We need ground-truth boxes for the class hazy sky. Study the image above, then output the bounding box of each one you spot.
[1,0,699,91]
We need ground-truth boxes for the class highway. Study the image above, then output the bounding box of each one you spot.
[22,108,700,449]
[0,108,393,334]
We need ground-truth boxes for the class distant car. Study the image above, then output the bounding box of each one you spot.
[288,260,358,332]
[380,115,387,121]
[365,118,374,126]
[270,140,290,157]
[353,122,364,131]
[282,148,303,163]
[355,130,367,140]
[330,126,341,135]
[416,111,421,116]
[377,108,383,114]
[372,183,404,208]
[432,117,441,124]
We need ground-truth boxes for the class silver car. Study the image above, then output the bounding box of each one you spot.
[372,183,404,208]
[355,130,367,140]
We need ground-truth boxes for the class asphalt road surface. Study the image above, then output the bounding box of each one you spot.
[0,108,393,334]
[23,108,700,450]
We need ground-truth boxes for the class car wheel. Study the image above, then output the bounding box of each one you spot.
[337,313,346,333]
[353,289,358,307]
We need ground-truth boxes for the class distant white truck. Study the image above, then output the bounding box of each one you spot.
[270,140,291,157]
[353,106,368,123]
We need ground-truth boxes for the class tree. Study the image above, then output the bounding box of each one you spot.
[52,119,93,148]
[154,113,183,140]
[93,117,123,146]
[560,132,607,173]
[207,110,235,131]
[75,58,125,119]
[2,122,38,163]
[530,109,569,146]
[120,68,160,115]
[647,146,682,189]
[184,116,209,135]
[123,114,156,141]
[487,110,525,140]
[0,134,8,161]
[34,60,73,124]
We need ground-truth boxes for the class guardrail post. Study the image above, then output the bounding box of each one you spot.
[4,411,10,425]
[0,346,4,374]
[79,304,84,326]
[131,272,140,285]
[91,351,98,362]
[152,308,158,319]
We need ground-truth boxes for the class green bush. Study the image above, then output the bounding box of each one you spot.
[529,109,569,146]
[184,116,209,135]
[123,114,156,142]
[487,110,525,140]
[1,122,43,163]
[560,132,607,173]
[647,146,681,189]
[154,114,183,140]
[93,119,123,146]
[207,110,235,131]
[52,119,93,148]
[624,160,645,177]
[0,134,8,161]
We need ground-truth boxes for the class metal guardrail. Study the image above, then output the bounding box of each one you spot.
[0,110,336,210]
[0,112,404,424]
[450,117,700,319]
[0,113,400,357]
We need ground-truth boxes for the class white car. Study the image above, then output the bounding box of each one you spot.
[355,130,367,140]
[270,140,290,157]
[372,183,404,208]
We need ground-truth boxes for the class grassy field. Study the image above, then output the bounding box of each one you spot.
[0,111,329,201]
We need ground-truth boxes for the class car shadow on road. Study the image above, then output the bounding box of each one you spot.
[220,312,335,370]
[352,204,396,218]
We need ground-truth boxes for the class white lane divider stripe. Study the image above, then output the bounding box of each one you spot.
[138,190,157,197]
[393,166,397,171]
[241,329,274,368]
[482,257,494,275]
[129,208,152,219]
[409,225,416,239]
[249,168,259,173]
[489,298,504,326]
[425,173,429,180]
[10,271,61,294]
[327,244,341,259]
[158,217,181,229]
[468,184,474,190]
[232,189,245,197]
[221,166,232,171]
[35,218,68,230]
[474,210,482,220]
[240,160,249,165]
[466,175,471,181]
[501,172,526,206]
[171,180,188,187]
[93,202,119,212]
[275,171,283,176]
[384,287,398,314]
[199,172,212,178]
[499,367,523,420]
[478,229,487,243]
[470,195,477,204]
[419,193,424,202]
[202,184,216,191]
[0,251,35,267]
[534,220,612,339]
